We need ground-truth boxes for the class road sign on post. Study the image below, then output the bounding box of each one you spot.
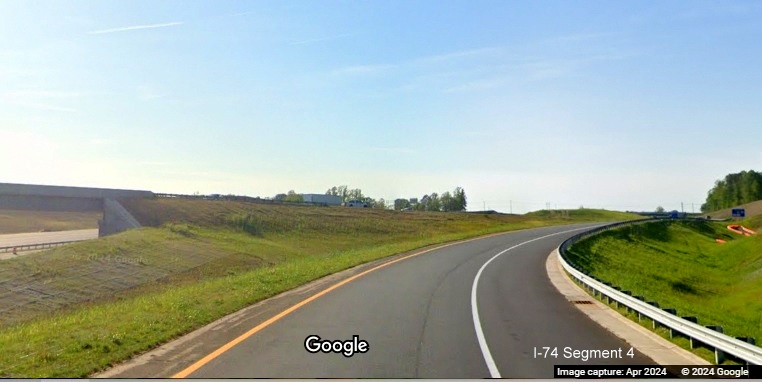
[732,208,746,218]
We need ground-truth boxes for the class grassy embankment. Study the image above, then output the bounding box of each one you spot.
[0,210,101,234]
[0,198,639,377]
[566,216,762,362]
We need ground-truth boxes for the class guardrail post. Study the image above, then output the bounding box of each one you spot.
[602,282,612,304]
[622,291,632,313]
[647,302,660,329]
[736,337,756,345]
[736,337,756,365]
[682,316,699,348]
[634,296,645,322]
[707,326,725,364]
[612,286,622,308]
[663,308,677,337]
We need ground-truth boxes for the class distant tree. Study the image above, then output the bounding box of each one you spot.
[655,206,665,213]
[394,198,411,210]
[436,188,467,212]
[417,194,430,211]
[373,198,388,209]
[326,185,370,203]
[453,187,467,211]
[325,184,388,206]
[284,190,304,203]
[326,185,350,202]
[347,188,365,201]
[274,193,287,201]
[702,170,762,212]
[410,188,467,212]
[426,193,441,211]
[440,191,454,212]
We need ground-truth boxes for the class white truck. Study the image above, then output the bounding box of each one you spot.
[344,199,369,208]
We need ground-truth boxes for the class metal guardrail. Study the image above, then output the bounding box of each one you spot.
[558,219,762,365]
[0,240,86,254]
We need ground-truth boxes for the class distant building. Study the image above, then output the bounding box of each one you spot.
[409,197,418,204]
[301,194,342,206]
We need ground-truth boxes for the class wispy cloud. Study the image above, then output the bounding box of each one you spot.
[415,47,503,64]
[137,85,168,101]
[443,77,510,93]
[290,32,354,46]
[677,3,762,20]
[331,64,396,77]
[521,52,634,81]
[521,59,575,81]
[4,90,83,98]
[88,22,183,35]
[330,47,497,79]
[539,32,613,45]
[329,33,635,95]
[443,49,635,92]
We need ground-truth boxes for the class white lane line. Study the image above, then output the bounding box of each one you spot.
[470,226,597,378]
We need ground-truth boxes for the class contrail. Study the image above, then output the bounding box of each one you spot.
[88,21,183,35]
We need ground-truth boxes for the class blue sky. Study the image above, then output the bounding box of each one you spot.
[1,0,761,213]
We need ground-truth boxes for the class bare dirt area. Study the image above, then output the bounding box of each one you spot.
[0,209,101,234]
[704,199,762,219]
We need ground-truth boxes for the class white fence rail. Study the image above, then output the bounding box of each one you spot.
[558,220,762,365]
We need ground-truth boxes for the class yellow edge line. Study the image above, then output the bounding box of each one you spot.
[171,229,518,378]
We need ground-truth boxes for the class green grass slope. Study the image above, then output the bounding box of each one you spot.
[0,198,640,377]
[567,219,762,343]
[525,208,641,221]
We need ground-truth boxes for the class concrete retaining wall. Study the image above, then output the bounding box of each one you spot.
[98,199,142,236]
[0,182,152,236]
[0,194,103,212]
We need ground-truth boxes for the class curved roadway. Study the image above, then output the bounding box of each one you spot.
[108,223,655,378]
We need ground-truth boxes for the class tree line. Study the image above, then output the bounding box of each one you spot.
[326,185,387,209]
[393,187,467,212]
[701,170,762,212]
[273,185,468,212]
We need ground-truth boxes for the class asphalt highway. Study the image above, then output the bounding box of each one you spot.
[0,228,98,248]
[110,223,655,378]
